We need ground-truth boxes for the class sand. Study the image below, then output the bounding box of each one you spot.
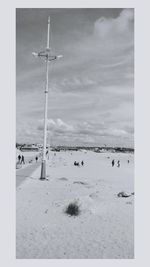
[16,151,134,259]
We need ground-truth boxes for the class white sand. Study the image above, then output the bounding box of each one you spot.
[16,151,134,259]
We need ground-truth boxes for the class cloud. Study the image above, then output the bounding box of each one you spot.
[46,8,134,94]
[94,9,134,40]
[37,118,133,146]
[38,118,75,133]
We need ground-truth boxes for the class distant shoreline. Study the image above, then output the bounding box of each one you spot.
[16,144,134,154]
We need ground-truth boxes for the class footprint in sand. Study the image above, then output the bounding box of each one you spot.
[89,191,99,199]
[126,201,132,205]
[73,181,88,185]
[59,177,68,181]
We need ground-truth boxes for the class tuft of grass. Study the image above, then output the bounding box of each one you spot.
[65,202,80,217]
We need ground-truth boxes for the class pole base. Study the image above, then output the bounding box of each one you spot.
[40,160,46,180]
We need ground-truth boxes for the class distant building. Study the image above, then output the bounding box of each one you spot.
[20,144,39,152]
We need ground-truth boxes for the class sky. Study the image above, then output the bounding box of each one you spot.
[16,8,134,147]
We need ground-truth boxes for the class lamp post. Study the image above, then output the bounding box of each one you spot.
[32,16,62,180]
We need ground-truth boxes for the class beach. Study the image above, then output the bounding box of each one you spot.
[16,150,134,259]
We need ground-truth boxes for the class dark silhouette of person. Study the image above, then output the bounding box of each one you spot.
[117,160,120,167]
[112,160,115,167]
[35,156,38,162]
[21,155,25,164]
[74,161,80,166]
[81,160,84,166]
[18,155,21,163]
[127,160,130,163]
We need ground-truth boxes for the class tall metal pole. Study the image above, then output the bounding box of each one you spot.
[32,16,62,180]
[40,17,50,180]
[40,59,49,179]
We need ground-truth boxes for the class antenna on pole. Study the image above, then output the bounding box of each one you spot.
[32,16,63,180]
[47,16,50,50]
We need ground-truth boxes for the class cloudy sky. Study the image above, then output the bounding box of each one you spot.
[16,8,134,147]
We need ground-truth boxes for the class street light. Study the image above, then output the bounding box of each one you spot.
[33,16,62,180]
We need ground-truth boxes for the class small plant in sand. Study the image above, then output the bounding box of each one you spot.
[65,202,80,216]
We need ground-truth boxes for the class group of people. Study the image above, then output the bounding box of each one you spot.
[18,154,25,164]
[17,154,39,165]
[111,159,130,167]
[111,159,120,167]
[74,160,84,167]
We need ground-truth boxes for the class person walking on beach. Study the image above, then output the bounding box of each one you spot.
[46,150,49,159]
[21,155,25,164]
[117,160,120,167]
[18,155,21,163]
[112,159,115,167]
[81,160,84,166]
[35,156,38,162]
